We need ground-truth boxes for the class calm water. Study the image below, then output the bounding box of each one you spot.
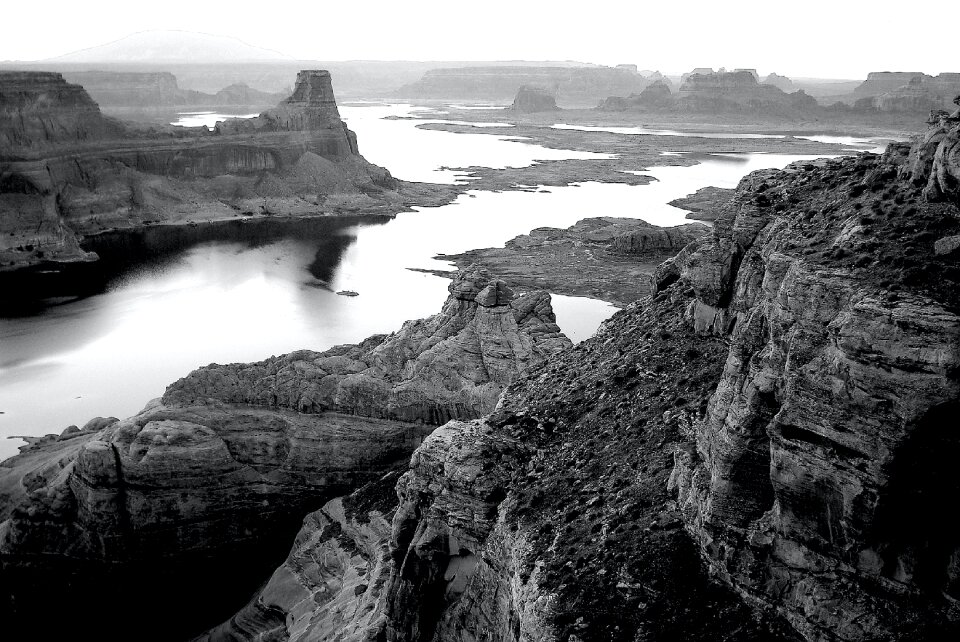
[0,103,845,458]
[170,111,259,128]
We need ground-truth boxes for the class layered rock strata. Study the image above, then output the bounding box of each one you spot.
[0,70,399,272]
[0,268,569,640]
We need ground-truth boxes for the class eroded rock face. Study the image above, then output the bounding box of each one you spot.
[670,124,960,639]
[910,104,960,203]
[0,268,569,640]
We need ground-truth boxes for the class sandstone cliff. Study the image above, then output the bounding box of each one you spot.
[0,268,569,640]
[0,70,399,273]
[207,112,960,641]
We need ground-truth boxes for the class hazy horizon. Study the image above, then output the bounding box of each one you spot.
[2,1,958,80]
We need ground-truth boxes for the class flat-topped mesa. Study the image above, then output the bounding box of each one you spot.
[0,71,123,149]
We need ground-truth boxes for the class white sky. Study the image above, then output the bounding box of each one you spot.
[1,0,955,79]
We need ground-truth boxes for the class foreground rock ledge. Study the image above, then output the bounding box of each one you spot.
[0,267,569,640]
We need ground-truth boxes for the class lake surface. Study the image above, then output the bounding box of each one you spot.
[0,103,847,458]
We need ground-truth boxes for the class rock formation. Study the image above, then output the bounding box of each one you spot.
[852,72,960,114]
[207,111,959,641]
[668,186,735,222]
[0,268,569,640]
[0,70,400,273]
[599,70,817,116]
[676,70,818,115]
[508,85,559,112]
[395,65,653,107]
[598,79,674,111]
[434,217,709,307]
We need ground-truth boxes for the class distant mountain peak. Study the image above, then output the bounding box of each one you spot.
[46,30,294,63]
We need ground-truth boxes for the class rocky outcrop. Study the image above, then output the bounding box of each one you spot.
[434,217,710,307]
[0,70,400,272]
[508,85,559,112]
[0,268,569,640]
[669,186,735,221]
